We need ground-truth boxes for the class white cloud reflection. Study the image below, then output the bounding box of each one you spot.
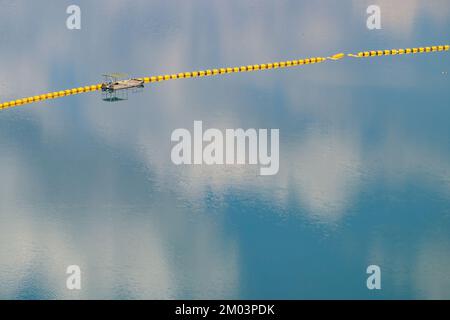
[352,0,450,37]
[1,0,450,299]
[0,151,239,299]
[2,0,449,224]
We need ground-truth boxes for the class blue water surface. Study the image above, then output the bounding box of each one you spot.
[0,0,449,299]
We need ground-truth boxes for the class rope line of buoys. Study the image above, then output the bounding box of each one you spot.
[347,44,449,58]
[138,56,329,85]
[1,44,448,111]
[0,84,103,110]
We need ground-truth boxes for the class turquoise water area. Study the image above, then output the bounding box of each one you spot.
[0,0,449,299]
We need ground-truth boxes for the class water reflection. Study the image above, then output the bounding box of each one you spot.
[1,0,450,299]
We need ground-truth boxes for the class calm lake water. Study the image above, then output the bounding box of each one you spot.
[0,0,449,299]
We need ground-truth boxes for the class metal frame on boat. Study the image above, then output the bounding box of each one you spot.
[101,73,144,102]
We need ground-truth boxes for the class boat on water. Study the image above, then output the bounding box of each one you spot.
[101,73,144,102]
[101,73,144,92]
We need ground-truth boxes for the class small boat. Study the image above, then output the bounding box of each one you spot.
[101,73,144,102]
[101,74,144,92]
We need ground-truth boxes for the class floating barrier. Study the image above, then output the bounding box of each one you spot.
[0,44,448,111]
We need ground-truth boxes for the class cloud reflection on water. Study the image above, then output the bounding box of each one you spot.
[0,0,450,299]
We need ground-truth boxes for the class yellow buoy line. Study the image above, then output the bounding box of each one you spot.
[0,44,448,111]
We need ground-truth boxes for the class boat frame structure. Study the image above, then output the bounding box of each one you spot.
[101,73,144,102]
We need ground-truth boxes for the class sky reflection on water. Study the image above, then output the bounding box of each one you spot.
[0,0,450,299]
